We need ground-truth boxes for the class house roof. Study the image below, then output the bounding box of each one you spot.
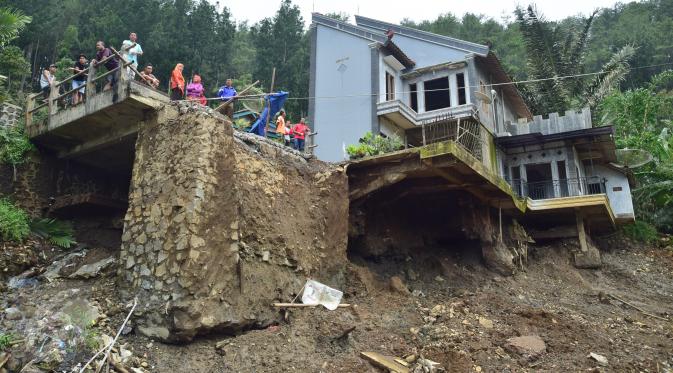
[354,15,490,56]
[381,39,416,69]
[401,61,468,80]
[311,13,388,43]
[476,53,533,120]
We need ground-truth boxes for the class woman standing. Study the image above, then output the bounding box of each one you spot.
[186,74,206,105]
[169,63,185,101]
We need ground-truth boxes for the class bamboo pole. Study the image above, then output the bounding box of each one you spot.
[214,80,260,113]
[264,67,276,138]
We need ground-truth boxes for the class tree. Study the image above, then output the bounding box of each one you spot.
[515,5,634,115]
[599,70,673,231]
[0,6,31,48]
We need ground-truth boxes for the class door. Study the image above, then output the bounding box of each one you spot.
[525,163,553,199]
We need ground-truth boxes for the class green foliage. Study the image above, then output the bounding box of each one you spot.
[29,218,77,249]
[514,5,634,114]
[620,220,659,243]
[0,332,16,350]
[346,132,404,159]
[599,70,673,232]
[0,7,31,47]
[0,198,30,242]
[0,125,34,166]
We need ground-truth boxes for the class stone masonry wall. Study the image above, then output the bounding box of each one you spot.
[119,104,348,342]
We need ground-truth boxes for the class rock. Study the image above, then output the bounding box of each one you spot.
[69,256,116,279]
[406,268,418,281]
[574,247,602,269]
[137,325,170,340]
[262,250,270,262]
[478,317,494,329]
[434,275,445,282]
[588,352,608,366]
[389,276,410,295]
[61,298,100,327]
[429,304,446,317]
[411,289,425,297]
[4,307,21,320]
[505,335,546,358]
[41,250,87,281]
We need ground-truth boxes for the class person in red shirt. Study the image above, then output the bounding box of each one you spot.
[291,118,310,152]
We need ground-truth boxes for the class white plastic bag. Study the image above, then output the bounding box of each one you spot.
[301,279,343,310]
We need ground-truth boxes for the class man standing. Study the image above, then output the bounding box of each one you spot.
[71,54,88,105]
[93,41,119,91]
[291,118,310,152]
[120,32,143,79]
[217,78,237,118]
[139,64,160,89]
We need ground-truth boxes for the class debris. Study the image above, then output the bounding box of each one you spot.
[434,275,445,282]
[333,326,356,341]
[271,303,351,308]
[606,293,668,321]
[413,357,442,373]
[390,275,410,295]
[68,256,116,279]
[411,289,425,297]
[301,279,344,310]
[588,352,608,366]
[478,317,494,329]
[505,335,546,358]
[404,354,417,363]
[360,351,410,373]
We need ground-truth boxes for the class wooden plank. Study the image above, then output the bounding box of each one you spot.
[360,352,410,373]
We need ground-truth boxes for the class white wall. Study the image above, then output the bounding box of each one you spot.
[585,164,635,219]
[313,25,375,161]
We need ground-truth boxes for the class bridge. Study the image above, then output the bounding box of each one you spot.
[25,52,169,173]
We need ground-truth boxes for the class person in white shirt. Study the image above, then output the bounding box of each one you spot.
[39,64,57,100]
[120,32,143,79]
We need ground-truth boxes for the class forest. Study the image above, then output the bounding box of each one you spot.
[0,0,672,233]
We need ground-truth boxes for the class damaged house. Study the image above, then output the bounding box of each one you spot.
[309,14,635,269]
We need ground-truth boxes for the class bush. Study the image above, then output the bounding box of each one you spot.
[346,132,404,160]
[30,218,76,249]
[0,125,34,177]
[0,199,30,242]
[620,220,659,243]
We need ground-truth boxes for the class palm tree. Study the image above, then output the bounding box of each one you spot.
[515,5,634,115]
[0,7,31,48]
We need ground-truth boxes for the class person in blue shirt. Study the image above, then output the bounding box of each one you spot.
[217,79,237,118]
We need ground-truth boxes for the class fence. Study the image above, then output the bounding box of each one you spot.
[510,176,607,200]
[420,114,483,160]
[25,48,138,128]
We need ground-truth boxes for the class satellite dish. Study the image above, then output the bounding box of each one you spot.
[615,148,653,169]
[474,91,491,104]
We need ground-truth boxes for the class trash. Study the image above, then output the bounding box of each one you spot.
[300,279,343,310]
[588,352,608,366]
[414,357,442,373]
[360,351,410,373]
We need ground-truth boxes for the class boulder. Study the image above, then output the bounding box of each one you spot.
[505,335,546,358]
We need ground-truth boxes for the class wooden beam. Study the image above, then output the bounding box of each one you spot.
[575,208,588,252]
[360,352,410,373]
[529,225,578,240]
[422,159,492,202]
[349,172,406,200]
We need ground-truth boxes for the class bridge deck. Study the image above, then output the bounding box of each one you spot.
[27,80,169,172]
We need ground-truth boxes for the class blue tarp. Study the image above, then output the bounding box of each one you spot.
[249,91,289,136]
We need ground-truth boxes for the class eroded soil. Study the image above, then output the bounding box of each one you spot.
[2,236,673,372]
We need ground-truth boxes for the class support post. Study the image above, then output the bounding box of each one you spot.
[573,208,602,268]
[575,209,588,253]
[85,62,97,112]
[264,67,276,138]
[25,94,34,128]
[47,80,58,116]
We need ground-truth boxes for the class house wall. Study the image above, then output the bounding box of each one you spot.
[372,33,471,67]
[311,24,375,161]
[401,67,469,113]
[505,142,570,182]
[584,165,635,219]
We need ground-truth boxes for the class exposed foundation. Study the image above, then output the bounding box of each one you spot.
[118,105,348,342]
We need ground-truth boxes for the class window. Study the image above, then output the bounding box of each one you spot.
[409,83,418,111]
[424,77,450,111]
[385,72,395,101]
[456,73,466,105]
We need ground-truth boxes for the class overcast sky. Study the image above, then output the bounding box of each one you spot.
[214,0,628,26]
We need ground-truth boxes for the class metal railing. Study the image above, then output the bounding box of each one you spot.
[25,48,135,128]
[510,176,606,200]
[420,113,483,160]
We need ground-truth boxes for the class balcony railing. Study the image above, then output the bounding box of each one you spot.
[510,177,607,200]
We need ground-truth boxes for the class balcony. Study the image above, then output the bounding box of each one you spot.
[376,100,476,129]
[510,177,607,200]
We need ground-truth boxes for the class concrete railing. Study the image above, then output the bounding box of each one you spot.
[376,99,476,127]
[25,49,136,130]
[506,107,592,136]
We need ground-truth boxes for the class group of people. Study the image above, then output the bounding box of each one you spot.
[38,31,309,151]
[275,110,310,151]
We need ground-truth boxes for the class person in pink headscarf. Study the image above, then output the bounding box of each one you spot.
[186,74,206,105]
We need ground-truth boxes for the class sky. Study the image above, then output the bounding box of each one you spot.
[213,0,627,26]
